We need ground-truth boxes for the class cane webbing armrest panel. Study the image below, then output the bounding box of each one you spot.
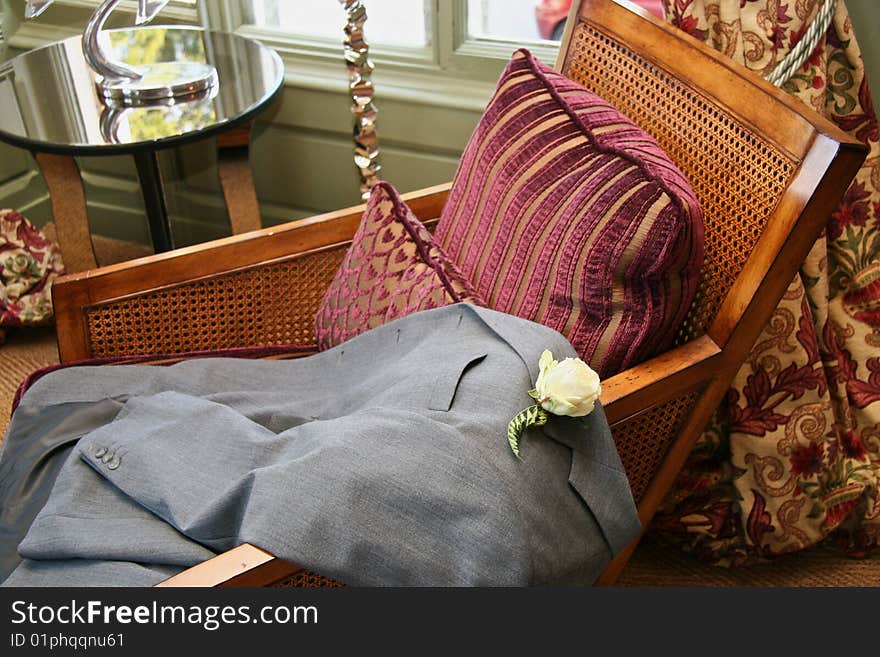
[273,570,345,588]
[52,185,450,362]
[85,247,346,357]
[611,390,703,504]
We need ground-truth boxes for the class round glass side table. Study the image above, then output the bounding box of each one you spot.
[0,26,284,272]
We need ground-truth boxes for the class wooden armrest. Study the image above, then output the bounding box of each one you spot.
[600,335,722,424]
[52,183,451,362]
[156,544,303,588]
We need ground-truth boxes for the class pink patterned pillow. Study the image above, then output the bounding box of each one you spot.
[436,49,703,378]
[315,182,484,350]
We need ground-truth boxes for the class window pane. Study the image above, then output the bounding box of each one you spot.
[466,0,547,43]
[244,0,429,47]
[468,0,664,42]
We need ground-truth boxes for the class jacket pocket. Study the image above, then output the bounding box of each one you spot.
[427,351,487,412]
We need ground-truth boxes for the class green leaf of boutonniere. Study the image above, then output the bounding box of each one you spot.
[507,405,549,460]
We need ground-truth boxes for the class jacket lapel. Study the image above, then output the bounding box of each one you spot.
[465,303,641,555]
[542,411,641,555]
[462,304,579,387]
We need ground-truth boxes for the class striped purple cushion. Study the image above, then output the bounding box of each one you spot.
[436,49,703,378]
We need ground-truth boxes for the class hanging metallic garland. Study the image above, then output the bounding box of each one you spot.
[339,0,381,199]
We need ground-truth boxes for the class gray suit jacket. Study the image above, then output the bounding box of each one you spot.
[1,304,639,586]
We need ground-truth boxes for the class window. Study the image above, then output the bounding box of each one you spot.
[244,0,430,48]
[466,0,549,43]
[207,0,561,109]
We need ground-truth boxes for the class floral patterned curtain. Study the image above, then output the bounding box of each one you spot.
[657,0,880,565]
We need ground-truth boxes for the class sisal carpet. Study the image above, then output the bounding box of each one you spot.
[618,536,880,587]
[0,326,58,438]
[40,223,154,269]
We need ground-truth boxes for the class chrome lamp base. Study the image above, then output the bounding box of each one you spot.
[98,61,218,106]
[26,1,219,106]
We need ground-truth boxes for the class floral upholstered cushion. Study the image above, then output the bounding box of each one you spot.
[0,210,65,345]
[314,181,484,350]
[436,49,704,379]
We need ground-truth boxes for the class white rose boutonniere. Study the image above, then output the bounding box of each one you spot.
[507,350,601,459]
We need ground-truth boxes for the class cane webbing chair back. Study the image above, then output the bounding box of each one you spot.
[51,0,865,586]
[560,2,797,345]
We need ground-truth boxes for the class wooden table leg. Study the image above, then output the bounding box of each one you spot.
[32,152,98,273]
[217,121,262,235]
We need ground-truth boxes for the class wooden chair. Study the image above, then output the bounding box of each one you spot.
[48,0,866,586]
